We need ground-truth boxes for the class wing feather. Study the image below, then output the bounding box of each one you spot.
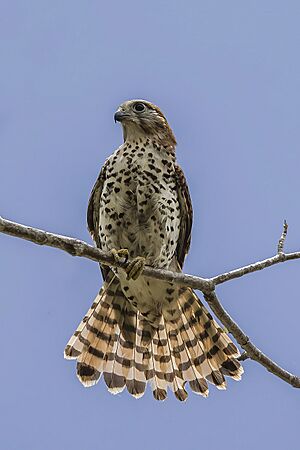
[87,159,111,281]
[174,164,193,269]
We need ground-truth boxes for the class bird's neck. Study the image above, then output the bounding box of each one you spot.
[122,124,176,152]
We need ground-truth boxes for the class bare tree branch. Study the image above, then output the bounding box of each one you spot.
[1,215,300,389]
[278,220,288,254]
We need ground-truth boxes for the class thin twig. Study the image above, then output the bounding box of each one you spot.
[1,215,300,389]
[210,252,300,286]
[278,220,288,254]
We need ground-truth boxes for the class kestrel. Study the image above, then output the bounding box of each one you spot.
[64,100,243,400]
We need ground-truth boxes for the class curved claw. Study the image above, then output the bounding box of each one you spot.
[111,248,129,264]
[126,256,146,280]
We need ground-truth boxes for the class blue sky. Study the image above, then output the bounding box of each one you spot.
[1,1,300,449]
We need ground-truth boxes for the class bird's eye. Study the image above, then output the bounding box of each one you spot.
[133,102,146,113]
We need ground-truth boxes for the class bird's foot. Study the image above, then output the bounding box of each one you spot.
[125,256,146,280]
[111,248,129,264]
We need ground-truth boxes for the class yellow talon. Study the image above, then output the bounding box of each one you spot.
[111,248,129,263]
[126,256,146,280]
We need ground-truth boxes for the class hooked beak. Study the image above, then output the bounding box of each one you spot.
[114,111,129,123]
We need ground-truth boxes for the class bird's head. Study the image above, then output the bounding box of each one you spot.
[114,99,176,148]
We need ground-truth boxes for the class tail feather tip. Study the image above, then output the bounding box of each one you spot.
[76,363,101,387]
[64,345,80,360]
[107,386,126,395]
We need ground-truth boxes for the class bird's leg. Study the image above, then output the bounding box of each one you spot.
[125,256,146,280]
[111,248,129,263]
[111,249,145,280]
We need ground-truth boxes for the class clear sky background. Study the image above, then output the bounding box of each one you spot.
[1,1,300,449]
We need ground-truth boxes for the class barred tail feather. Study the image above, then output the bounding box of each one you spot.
[120,309,147,398]
[64,282,243,401]
[65,282,148,397]
[177,287,243,392]
[157,319,187,401]
[103,312,126,394]
[76,295,120,387]
[164,323,189,401]
[174,314,209,397]
[64,277,123,387]
[149,326,169,400]
[64,288,105,361]
[148,318,186,401]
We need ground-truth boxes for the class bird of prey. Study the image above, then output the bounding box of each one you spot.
[64,99,243,401]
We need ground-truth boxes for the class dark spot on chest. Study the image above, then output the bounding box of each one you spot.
[144,170,158,181]
[124,177,131,186]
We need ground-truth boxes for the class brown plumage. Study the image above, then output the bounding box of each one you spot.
[64,99,243,400]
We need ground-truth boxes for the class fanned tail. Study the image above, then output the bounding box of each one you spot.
[65,282,243,400]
